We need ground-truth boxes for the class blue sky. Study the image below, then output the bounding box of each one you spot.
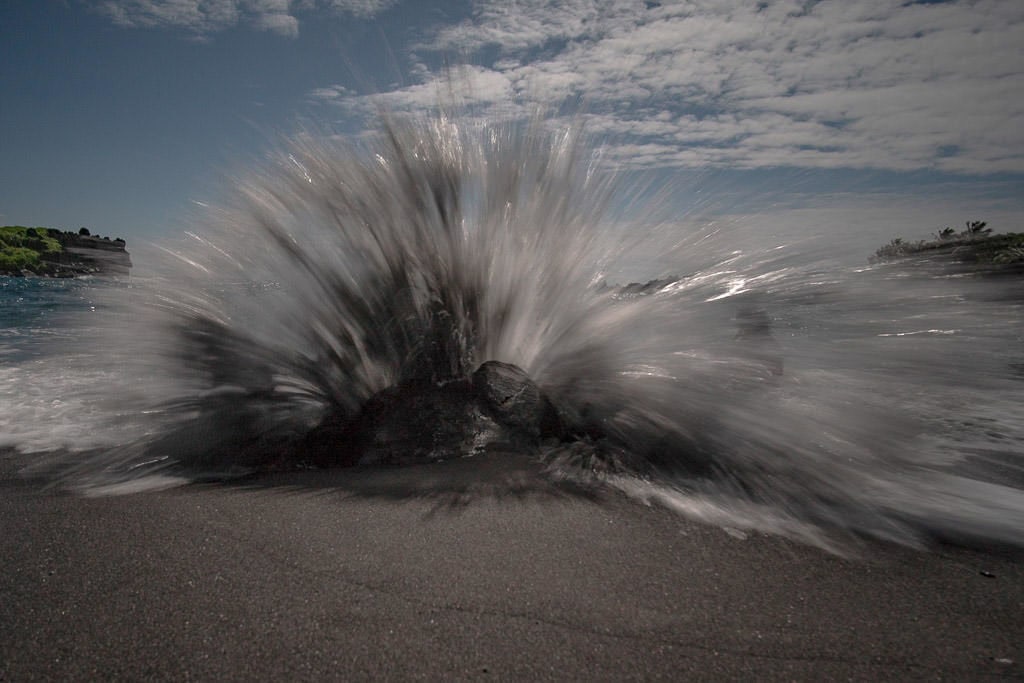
[2,0,1023,250]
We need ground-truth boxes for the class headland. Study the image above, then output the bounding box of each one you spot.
[0,226,131,277]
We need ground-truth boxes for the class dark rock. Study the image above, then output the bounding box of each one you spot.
[356,380,503,466]
[307,379,504,468]
[305,361,567,469]
[472,361,548,438]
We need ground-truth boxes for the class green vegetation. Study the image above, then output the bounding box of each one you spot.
[0,246,44,272]
[871,221,1024,265]
[0,225,130,276]
[0,226,63,274]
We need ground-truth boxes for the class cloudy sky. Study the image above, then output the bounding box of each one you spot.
[2,0,1022,252]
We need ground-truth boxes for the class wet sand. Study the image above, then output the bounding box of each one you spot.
[2,452,1022,681]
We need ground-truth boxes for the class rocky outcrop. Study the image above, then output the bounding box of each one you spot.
[279,358,721,478]
[305,361,564,468]
[49,234,132,276]
[473,360,564,439]
[0,226,131,277]
[309,379,503,467]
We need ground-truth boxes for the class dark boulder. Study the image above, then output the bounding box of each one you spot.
[472,361,543,435]
[307,379,504,468]
[305,361,566,469]
[473,360,565,440]
[356,379,504,466]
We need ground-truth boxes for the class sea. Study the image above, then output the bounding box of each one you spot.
[2,113,1024,554]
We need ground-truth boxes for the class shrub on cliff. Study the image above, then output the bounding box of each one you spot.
[0,247,41,272]
[0,226,61,255]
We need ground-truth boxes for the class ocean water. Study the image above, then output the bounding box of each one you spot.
[2,112,1024,553]
[0,276,101,361]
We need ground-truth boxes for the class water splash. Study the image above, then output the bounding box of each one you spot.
[8,109,1024,552]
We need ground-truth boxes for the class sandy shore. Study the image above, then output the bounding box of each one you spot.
[2,451,1022,681]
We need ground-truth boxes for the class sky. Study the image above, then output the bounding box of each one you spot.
[2,0,1023,255]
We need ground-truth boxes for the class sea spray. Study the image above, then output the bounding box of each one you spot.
[5,108,1024,551]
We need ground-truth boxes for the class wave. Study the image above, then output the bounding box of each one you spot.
[6,108,1024,553]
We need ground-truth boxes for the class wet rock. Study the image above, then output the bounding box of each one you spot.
[472,361,545,436]
[356,380,503,466]
[473,360,566,440]
[307,379,504,468]
[306,361,565,469]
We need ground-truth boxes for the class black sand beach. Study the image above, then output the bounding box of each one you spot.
[2,452,1021,681]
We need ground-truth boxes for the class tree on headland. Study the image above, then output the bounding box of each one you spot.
[965,220,990,236]
[79,227,90,236]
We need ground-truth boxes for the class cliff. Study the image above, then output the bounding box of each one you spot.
[0,226,132,277]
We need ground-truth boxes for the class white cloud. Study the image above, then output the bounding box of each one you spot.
[248,0,299,37]
[312,65,522,120]
[92,0,395,37]
[425,0,609,54]
[317,0,1024,175]
[98,0,237,33]
[107,0,1024,175]
[320,0,396,18]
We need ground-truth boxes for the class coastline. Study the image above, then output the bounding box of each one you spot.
[2,451,1021,680]
[0,227,131,278]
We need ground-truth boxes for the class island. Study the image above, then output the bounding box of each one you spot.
[0,226,131,277]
